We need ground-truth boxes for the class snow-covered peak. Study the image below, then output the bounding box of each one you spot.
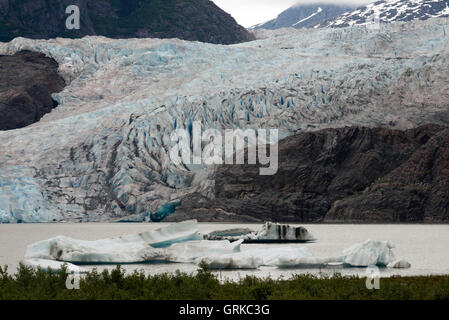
[292,7,323,27]
[318,0,449,28]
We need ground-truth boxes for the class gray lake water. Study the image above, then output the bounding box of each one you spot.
[1,223,448,280]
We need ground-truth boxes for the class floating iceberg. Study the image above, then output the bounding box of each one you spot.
[25,220,242,264]
[25,235,165,264]
[342,240,398,267]
[387,259,412,269]
[25,220,201,263]
[197,247,318,269]
[199,240,411,270]
[205,222,315,242]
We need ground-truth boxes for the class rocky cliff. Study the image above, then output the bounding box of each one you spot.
[168,125,449,223]
[0,50,65,130]
[0,0,254,44]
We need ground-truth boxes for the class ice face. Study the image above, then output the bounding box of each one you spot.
[342,240,397,267]
[1,18,448,223]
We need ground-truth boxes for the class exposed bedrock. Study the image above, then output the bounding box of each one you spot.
[0,50,65,130]
[169,124,449,223]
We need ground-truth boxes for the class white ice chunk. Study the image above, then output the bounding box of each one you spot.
[342,240,397,267]
[205,222,315,242]
[25,235,165,264]
[25,220,201,263]
[197,247,321,269]
[22,258,87,273]
[387,259,412,269]
[197,240,409,270]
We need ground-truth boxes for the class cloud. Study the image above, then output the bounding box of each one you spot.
[212,0,373,27]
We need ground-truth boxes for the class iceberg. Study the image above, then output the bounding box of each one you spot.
[205,222,315,242]
[342,240,398,267]
[387,259,412,269]
[196,253,264,270]
[24,220,242,264]
[199,240,410,270]
[205,228,255,240]
[198,247,330,270]
[25,235,165,264]
[25,220,201,263]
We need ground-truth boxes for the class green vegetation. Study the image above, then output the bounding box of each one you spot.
[0,263,448,300]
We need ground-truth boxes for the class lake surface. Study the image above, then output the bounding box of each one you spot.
[0,223,448,280]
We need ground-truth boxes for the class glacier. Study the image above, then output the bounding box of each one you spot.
[0,18,449,222]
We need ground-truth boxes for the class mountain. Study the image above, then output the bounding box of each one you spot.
[318,0,449,28]
[168,124,449,223]
[251,3,355,30]
[0,0,254,44]
[0,18,448,223]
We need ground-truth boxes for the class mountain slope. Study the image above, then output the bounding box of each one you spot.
[0,0,254,44]
[318,0,449,28]
[251,3,355,30]
[168,125,449,223]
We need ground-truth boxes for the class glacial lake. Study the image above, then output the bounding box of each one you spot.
[0,223,448,280]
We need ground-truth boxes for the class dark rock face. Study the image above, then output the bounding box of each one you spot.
[0,50,65,130]
[327,127,449,222]
[0,0,254,45]
[170,125,449,223]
